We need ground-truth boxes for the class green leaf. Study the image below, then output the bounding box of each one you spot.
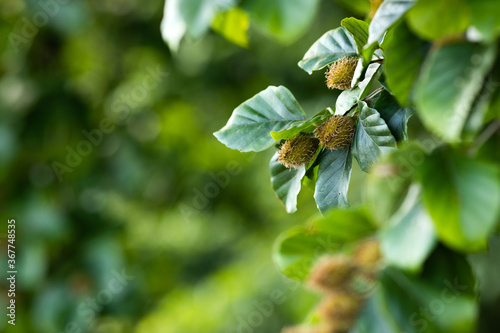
[354,247,478,333]
[470,0,500,41]
[380,185,437,272]
[342,17,378,67]
[366,0,416,47]
[415,42,497,142]
[270,109,331,141]
[211,7,249,48]
[214,86,307,152]
[313,146,353,213]
[242,0,321,44]
[273,207,375,280]
[419,148,500,252]
[366,144,426,226]
[374,89,414,141]
[383,21,430,106]
[336,63,382,115]
[269,152,306,213]
[406,0,469,41]
[341,18,368,53]
[298,27,358,74]
[161,0,236,51]
[352,101,397,172]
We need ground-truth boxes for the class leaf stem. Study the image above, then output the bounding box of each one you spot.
[342,87,385,116]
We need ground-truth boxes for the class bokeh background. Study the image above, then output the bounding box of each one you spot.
[0,0,379,332]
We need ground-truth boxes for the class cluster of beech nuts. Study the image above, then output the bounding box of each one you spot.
[277,56,358,169]
[282,239,382,333]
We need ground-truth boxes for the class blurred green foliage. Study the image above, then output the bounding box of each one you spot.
[0,0,372,332]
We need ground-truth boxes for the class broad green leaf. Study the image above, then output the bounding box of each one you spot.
[406,0,469,41]
[341,18,376,62]
[243,0,321,44]
[270,109,331,141]
[314,146,353,213]
[366,144,427,226]
[352,101,397,172]
[366,0,416,47]
[269,152,306,213]
[354,247,477,333]
[419,148,500,252]
[161,0,235,51]
[380,185,436,272]
[298,27,358,74]
[211,7,249,48]
[374,89,415,141]
[214,86,307,152]
[273,208,375,280]
[383,21,430,106]
[470,0,500,41]
[415,42,497,142]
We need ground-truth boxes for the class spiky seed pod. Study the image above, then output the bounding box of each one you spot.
[314,116,356,150]
[325,57,358,90]
[278,134,319,169]
[317,293,364,330]
[307,256,358,294]
[353,239,382,266]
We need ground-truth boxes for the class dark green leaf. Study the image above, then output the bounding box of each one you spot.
[314,146,353,213]
[352,101,397,172]
[366,0,416,47]
[374,89,415,141]
[214,86,307,152]
[298,27,358,74]
[269,152,306,213]
[415,42,497,142]
[341,17,375,64]
[419,148,500,252]
[383,21,430,106]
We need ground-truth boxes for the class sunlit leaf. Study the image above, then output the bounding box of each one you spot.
[214,86,307,152]
[212,7,250,48]
[298,27,358,74]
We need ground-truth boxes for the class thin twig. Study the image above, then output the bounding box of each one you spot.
[342,87,385,116]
